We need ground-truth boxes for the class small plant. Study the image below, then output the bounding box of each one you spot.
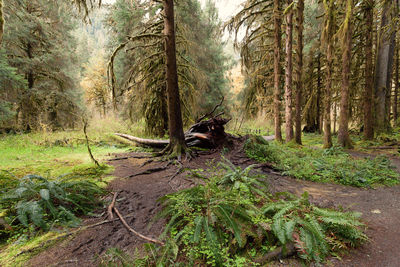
[0,174,104,240]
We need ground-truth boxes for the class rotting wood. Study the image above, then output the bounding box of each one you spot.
[113,207,164,246]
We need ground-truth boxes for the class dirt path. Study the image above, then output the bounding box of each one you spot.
[27,142,400,267]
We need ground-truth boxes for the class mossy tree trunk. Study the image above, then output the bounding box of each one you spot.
[374,0,397,134]
[273,0,283,142]
[0,0,3,45]
[338,0,354,148]
[163,0,187,157]
[363,0,374,140]
[322,0,334,148]
[394,35,399,126]
[294,0,304,145]
[284,0,294,142]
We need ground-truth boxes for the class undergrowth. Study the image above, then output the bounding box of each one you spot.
[244,136,399,187]
[0,173,104,243]
[125,160,367,266]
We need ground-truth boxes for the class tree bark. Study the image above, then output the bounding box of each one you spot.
[322,0,334,148]
[394,35,399,126]
[374,0,397,134]
[317,52,322,134]
[338,0,354,148]
[163,0,187,156]
[285,0,294,142]
[0,0,3,45]
[273,0,283,142]
[363,0,374,140]
[294,0,304,144]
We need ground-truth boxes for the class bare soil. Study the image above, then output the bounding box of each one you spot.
[27,139,400,267]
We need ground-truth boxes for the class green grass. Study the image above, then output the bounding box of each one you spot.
[244,136,399,188]
[0,118,151,266]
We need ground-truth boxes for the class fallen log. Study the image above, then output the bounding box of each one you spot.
[115,115,231,149]
[114,133,169,148]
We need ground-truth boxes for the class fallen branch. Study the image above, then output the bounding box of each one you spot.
[113,207,164,246]
[196,96,224,123]
[108,192,119,220]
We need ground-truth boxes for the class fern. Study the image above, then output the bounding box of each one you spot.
[0,174,104,235]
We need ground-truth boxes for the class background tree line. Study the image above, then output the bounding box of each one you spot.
[228,0,400,148]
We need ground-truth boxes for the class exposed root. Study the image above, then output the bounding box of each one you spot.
[108,153,155,161]
[127,166,168,178]
[113,207,164,246]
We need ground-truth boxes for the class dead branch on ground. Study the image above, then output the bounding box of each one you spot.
[113,207,164,246]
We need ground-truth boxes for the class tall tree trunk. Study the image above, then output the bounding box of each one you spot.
[374,0,397,134]
[285,0,294,142]
[363,0,374,140]
[338,0,354,148]
[322,0,334,148]
[394,35,399,126]
[294,0,304,144]
[163,0,187,156]
[273,0,283,142]
[0,0,3,45]
[317,52,322,133]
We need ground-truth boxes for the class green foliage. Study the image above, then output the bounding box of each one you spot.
[1,0,82,132]
[107,0,229,136]
[0,174,104,240]
[145,161,366,266]
[245,138,399,187]
[263,192,367,263]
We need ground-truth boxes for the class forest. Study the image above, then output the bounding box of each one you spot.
[0,0,399,266]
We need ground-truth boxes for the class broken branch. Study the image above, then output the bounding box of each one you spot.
[113,207,164,246]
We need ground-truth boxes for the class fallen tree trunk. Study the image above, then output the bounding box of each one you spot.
[114,133,169,148]
[115,116,231,149]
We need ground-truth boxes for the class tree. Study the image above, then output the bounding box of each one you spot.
[321,0,335,148]
[284,0,294,142]
[1,0,81,131]
[363,0,374,140]
[162,0,187,157]
[374,0,397,134]
[81,51,110,117]
[0,0,3,45]
[338,0,354,148]
[274,0,283,142]
[295,0,304,144]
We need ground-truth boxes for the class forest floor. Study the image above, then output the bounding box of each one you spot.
[25,138,400,267]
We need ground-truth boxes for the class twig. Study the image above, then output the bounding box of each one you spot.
[108,192,119,220]
[196,96,224,123]
[113,207,164,246]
